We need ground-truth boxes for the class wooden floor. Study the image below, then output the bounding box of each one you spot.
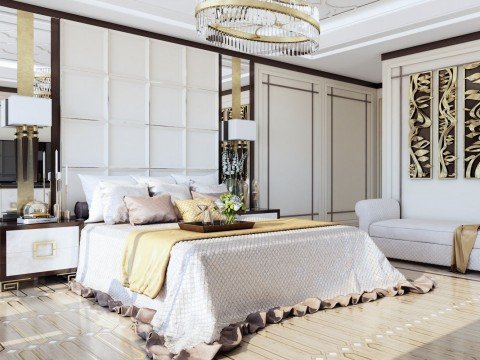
[0,261,479,360]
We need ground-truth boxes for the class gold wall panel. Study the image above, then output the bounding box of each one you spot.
[464,62,480,179]
[438,67,457,179]
[409,71,432,179]
[221,105,249,121]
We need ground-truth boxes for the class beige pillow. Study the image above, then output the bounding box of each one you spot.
[175,198,223,223]
[191,191,226,201]
[124,194,177,225]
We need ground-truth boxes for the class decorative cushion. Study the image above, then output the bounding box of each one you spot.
[370,218,480,248]
[85,179,136,223]
[175,198,222,223]
[124,194,177,225]
[101,183,149,225]
[192,183,228,193]
[172,173,218,186]
[78,174,136,208]
[192,191,225,201]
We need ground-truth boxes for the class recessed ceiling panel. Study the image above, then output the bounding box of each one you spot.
[312,0,381,20]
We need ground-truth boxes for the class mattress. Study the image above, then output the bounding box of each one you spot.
[76,222,406,353]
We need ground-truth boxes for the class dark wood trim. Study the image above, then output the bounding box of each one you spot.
[382,30,480,61]
[0,86,16,93]
[218,54,223,184]
[220,85,251,97]
[50,17,60,211]
[243,208,280,219]
[0,220,84,283]
[374,83,382,89]
[249,61,255,207]
[1,0,378,89]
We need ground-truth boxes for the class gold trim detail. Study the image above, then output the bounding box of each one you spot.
[438,67,457,179]
[209,24,309,43]
[409,71,432,179]
[17,11,34,97]
[464,62,480,179]
[232,57,242,119]
[33,240,57,259]
[195,0,321,32]
[1,278,31,292]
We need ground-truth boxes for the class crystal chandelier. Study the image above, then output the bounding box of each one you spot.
[195,0,321,56]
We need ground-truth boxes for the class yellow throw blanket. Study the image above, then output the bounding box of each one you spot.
[452,225,480,273]
[122,218,336,299]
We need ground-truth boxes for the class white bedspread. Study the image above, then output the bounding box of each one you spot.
[76,223,405,353]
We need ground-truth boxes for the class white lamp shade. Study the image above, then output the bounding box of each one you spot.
[221,119,256,141]
[1,95,52,127]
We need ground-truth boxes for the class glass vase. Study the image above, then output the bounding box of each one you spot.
[225,178,243,197]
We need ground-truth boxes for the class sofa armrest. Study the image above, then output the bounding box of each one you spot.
[355,199,400,233]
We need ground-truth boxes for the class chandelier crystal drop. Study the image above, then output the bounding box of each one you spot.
[195,0,321,56]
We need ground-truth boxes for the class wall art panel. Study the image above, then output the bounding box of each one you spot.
[438,67,457,179]
[408,71,432,179]
[464,62,480,179]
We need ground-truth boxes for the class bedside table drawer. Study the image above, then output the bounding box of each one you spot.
[6,246,78,277]
[5,227,80,277]
[6,227,79,254]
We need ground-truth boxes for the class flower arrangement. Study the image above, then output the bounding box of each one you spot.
[215,193,246,224]
[221,146,248,182]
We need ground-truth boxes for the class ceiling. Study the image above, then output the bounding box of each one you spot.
[6,0,480,84]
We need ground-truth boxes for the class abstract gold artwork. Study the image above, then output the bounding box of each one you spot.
[409,71,432,179]
[464,62,480,179]
[438,67,457,179]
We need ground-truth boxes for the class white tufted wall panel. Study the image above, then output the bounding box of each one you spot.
[60,20,219,211]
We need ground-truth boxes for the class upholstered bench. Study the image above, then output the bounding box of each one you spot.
[355,199,480,271]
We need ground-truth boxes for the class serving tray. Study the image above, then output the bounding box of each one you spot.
[179,221,255,233]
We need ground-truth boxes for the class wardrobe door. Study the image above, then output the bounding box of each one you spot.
[328,88,370,225]
[267,76,313,218]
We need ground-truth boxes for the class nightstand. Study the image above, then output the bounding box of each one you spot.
[0,219,84,291]
[239,209,280,221]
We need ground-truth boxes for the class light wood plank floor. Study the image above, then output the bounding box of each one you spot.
[0,261,479,359]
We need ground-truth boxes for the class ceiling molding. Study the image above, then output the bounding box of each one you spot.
[1,0,379,88]
[382,29,480,61]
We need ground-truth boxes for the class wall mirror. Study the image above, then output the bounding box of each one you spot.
[219,55,254,206]
[0,7,51,210]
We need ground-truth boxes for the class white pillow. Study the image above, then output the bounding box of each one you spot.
[78,174,136,208]
[101,183,149,225]
[192,183,228,194]
[171,173,218,186]
[84,179,137,223]
[132,175,175,186]
[150,183,192,202]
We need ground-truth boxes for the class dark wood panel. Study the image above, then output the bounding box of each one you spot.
[0,86,16,93]
[382,31,480,61]
[50,17,60,211]
[1,0,378,88]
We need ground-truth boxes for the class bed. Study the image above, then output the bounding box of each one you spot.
[72,221,434,359]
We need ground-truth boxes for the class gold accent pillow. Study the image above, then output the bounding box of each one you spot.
[175,199,222,223]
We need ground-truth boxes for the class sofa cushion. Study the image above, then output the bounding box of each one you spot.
[370,218,480,249]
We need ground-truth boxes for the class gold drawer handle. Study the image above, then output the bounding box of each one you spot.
[33,241,57,259]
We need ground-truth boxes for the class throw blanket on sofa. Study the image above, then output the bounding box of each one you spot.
[122,218,336,298]
[452,225,480,273]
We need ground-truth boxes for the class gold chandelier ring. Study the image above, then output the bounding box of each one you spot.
[210,24,311,43]
[196,0,321,33]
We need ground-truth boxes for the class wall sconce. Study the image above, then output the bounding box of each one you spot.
[221,119,256,141]
[0,95,52,127]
